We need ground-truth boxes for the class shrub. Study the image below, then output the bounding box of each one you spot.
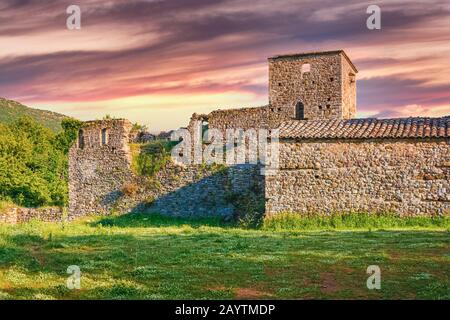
[131,140,176,177]
[0,116,81,207]
[121,183,139,196]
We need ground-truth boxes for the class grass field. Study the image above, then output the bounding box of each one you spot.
[0,213,449,300]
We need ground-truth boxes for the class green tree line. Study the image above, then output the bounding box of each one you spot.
[0,116,82,207]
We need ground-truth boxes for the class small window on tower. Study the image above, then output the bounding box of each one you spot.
[349,72,356,83]
[301,63,311,73]
[78,130,85,149]
[101,128,108,146]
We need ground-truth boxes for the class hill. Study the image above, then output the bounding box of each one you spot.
[0,97,68,132]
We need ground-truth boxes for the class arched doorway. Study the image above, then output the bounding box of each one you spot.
[295,101,305,120]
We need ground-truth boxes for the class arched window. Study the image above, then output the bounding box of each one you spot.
[78,129,85,149]
[101,128,108,146]
[295,102,305,120]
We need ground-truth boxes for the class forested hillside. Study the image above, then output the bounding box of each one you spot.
[0,97,67,132]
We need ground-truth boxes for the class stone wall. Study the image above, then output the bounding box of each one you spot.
[113,164,263,218]
[69,119,134,217]
[266,138,450,216]
[207,106,291,131]
[69,119,264,218]
[268,51,356,120]
[341,56,357,119]
[185,51,358,143]
[0,207,63,224]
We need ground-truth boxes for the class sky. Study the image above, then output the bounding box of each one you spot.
[0,0,450,132]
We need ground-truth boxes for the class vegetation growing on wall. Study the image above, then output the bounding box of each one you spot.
[131,140,177,177]
[0,116,82,207]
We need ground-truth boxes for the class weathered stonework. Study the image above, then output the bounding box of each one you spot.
[187,51,358,136]
[69,119,263,218]
[115,164,263,218]
[269,51,357,120]
[69,119,134,217]
[68,50,449,219]
[0,207,63,224]
[266,139,450,216]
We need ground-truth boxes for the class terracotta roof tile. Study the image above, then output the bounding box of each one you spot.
[279,116,450,140]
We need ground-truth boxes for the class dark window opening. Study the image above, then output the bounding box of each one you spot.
[101,128,108,146]
[278,82,282,86]
[326,105,331,109]
[318,105,322,110]
[349,73,356,83]
[295,102,305,120]
[78,130,85,149]
[330,77,334,82]
[328,97,331,101]
[278,108,282,111]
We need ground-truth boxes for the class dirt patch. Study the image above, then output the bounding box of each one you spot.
[207,285,227,291]
[319,272,341,294]
[234,288,272,299]
[388,250,403,261]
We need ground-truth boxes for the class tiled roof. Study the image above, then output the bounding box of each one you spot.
[279,116,450,140]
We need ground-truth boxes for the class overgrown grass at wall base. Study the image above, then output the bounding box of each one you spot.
[262,212,450,231]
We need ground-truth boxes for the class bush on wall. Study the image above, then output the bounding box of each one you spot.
[131,140,177,177]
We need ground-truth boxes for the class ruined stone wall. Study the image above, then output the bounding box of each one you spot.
[266,138,450,216]
[207,106,291,131]
[269,52,356,120]
[69,119,134,217]
[113,164,263,218]
[0,207,63,224]
[69,119,264,218]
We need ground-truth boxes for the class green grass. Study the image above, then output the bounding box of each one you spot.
[0,213,448,300]
[263,212,450,231]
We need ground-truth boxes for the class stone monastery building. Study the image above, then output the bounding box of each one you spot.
[69,50,450,218]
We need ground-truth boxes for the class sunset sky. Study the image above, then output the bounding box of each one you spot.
[1,0,450,132]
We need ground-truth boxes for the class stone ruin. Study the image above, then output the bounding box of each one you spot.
[69,50,450,219]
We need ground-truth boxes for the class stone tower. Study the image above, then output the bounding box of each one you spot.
[268,50,358,120]
[68,119,133,217]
